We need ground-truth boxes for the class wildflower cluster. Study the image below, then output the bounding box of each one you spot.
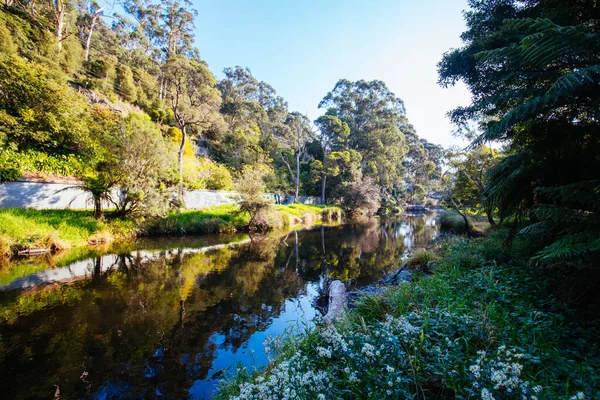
[226,315,422,399]
[468,345,540,399]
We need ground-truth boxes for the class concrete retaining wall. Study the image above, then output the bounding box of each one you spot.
[0,181,321,209]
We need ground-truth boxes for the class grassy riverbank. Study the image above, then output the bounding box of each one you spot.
[216,230,600,399]
[0,204,342,256]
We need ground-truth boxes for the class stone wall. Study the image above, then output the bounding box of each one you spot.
[0,180,321,209]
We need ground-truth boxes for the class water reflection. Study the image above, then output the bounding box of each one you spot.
[0,216,438,399]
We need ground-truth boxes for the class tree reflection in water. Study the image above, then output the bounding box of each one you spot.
[0,215,438,399]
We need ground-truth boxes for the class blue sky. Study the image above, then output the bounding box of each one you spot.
[192,0,472,148]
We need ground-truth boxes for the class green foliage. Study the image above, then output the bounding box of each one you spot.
[318,80,410,199]
[0,148,90,180]
[0,22,18,55]
[439,1,600,267]
[0,55,92,153]
[406,248,439,270]
[114,65,137,102]
[186,156,235,190]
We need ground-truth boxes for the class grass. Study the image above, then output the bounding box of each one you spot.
[0,209,137,253]
[0,204,344,256]
[406,248,440,270]
[216,230,599,399]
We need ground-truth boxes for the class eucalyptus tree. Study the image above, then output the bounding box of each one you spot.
[277,112,314,203]
[313,114,350,203]
[162,55,223,200]
[318,80,409,200]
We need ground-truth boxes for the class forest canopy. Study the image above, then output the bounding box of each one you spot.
[0,0,444,216]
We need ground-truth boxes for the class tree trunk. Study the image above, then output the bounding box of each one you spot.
[84,8,104,61]
[54,0,65,52]
[486,208,496,226]
[294,230,299,273]
[178,124,186,204]
[321,174,327,204]
[294,151,300,203]
[93,194,103,219]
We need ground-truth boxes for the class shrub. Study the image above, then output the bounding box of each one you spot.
[341,176,381,217]
[0,148,90,179]
[236,167,276,231]
[0,235,13,258]
[301,212,317,226]
[320,206,345,222]
[0,23,18,55]
[198,217,235,234]
[0,167,21,182]
[406,248,440,270]
[440,209,471,234]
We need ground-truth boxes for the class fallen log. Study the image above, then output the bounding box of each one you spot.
[324,280,348,324]
[18,248,51,256]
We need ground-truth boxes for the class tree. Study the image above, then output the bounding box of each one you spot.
[162,55,223,200]
[76,0,107,61]
[314,114,350,203]
[446,146,500,224]
[277,112,313,203]
[318,79,409,204]
[438,0,600,266]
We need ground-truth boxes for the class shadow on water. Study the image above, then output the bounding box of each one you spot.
[0,215,439,399]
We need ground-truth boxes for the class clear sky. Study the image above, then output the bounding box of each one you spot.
[192,0,472,148]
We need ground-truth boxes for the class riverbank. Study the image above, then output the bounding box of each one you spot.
[0,204,343,257]
[215,230,599,399]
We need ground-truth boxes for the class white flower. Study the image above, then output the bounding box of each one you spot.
[481,388,493,400]
[386,390,392,395]
[532,385,542,394]
[317,394,326,400]
[570,393,585,400]
[386,365,395,373]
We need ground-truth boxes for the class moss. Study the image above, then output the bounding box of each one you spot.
[440,209,472,234]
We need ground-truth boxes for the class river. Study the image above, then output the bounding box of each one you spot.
[0,215,439,399]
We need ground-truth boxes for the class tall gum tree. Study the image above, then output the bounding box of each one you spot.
[162,55,223,200]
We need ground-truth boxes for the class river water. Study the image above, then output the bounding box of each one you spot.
[0,215,439,399]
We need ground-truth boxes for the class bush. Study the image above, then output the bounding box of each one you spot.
[0,167,21,182]
[341,176,381,217]
[198,217,235,234]
[440,209,471,234]
[406,248,440,270]
[0,148,90,179]
[0,23,18,55]
[320,206,345,222]
[236,167,277,231]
